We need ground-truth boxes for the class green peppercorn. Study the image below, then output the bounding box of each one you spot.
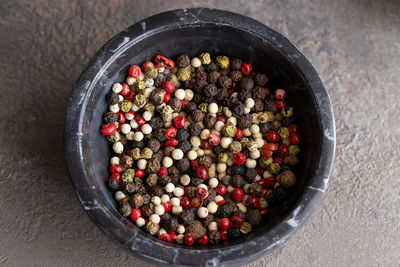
[216,55,229,69]
[199,52,211,65]
[122,168,135,183]
[282,107,293,117]
[218,152,228,163]
[209,167,216,178]
[223,107,232,118]
[146,174,158,187]
[146,221,158,235]
[187,187,197,199]
[278,127,289,139]
[107,131,121,142]
[259,197,268,208]
[134,94,147,108]
[137,80,147,90]
[239,137,249,148]
[240,222,252,234]
[268,163,281,174]
[222,123,237,137]
[141,147,153,159]
[288,145,300,156]
[177,66,191,81]
[199,103,208,113]
[145,67,158,79]
[131,148,141,160]
[259,156,271,167]
[119,100,133,112]
[144,103,155,113]
[229,141,242,154]
[162,105,173,124]
[275,113,283,121]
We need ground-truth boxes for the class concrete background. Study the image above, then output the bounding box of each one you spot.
[1,0,399,266]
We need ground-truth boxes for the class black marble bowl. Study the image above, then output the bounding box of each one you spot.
[64,8,335,266]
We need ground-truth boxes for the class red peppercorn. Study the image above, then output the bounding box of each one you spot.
[117,112,126,124]
[241,62,252,75]
[197,187,208,200]
[120,83,131,96]
[135,116,146,126]
[180,196,191,209]
[216,184,227,196]
[196,166,209,181]
[275,99,286,109]
[184,233,195,246]
[158,233,172,242]
[209,133,220,146]
[246,195,257,206]
[274,89,286,100]
[162,81,175,94]
[124,91,135,101]
[219,218,230,231]
[109,164,123,174]
[141,61,154,71]
[135,169,145,178]
[126,111,135,118]
[165,138,179,147]
[174,115,187,129]
[220,230,228,240]
[288,124,299,133]
[130,208,142,221]
[163,93,171,104]
[265,177,276,188]
[278,144,289,157]
[111,173,121,182]
[233,152,246,165]
[154,55,168,68]
[162,201,172,213]
[235,127,244,139]
[257,178,266,187]
[128,65,141,78]
[169,232,177,242]
[259,208,269,216]
[227,89,233,95]
[256,166,264,175]
[158,167,168,177]
[191,197,202,208]
[230,216,244,228]
[232,188,244,202]
[190,159,199,170]
[217,116,227,123]
[202,139,213,150]
[198,235,209,245]
[261,143,279,159]
[126,148,133,156]
[165,126,177,139]
[181,99,189,110]
[165,59,175,69]
[289,133,301,145]
[216,199,226,205]
[267,130,280,142]
[100,123,117,135]
[253,198,260,209]
[273,156,283,165]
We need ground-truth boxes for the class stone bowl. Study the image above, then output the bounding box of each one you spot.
[64,8,335,266]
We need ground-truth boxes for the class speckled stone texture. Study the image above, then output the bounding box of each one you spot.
[0,0,399,266]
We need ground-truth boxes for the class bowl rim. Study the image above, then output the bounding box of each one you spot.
[64,7,336,266]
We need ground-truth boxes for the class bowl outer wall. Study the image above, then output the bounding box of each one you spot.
[64,8,336,266]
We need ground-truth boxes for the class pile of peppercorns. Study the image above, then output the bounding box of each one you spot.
[101,53,301,246]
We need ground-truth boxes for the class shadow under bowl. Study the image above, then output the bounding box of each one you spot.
[64,8,335,266]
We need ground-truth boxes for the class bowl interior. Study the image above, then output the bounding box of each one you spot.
[80,23,321,248]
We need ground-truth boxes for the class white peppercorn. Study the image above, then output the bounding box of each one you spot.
[191,57,202,68]
[174,187,184,197]
[151,196,161,205]
[180,174,191,186]
[208,178,219,188]
[220,137,232,149]
[208,103,218,114]
[214,195,224,204]
[130,119,139,129]
[172,149,184,160]
[133,131,144,141]
[171,197,180,207]
[237,202,247,213]
[161,194,170,204]
[112,83,122,93]
[200,129,210,140]
[190,136,201,147]
[185,89,194,101]
[250,150,261,159]
[143,111,152,121]
[113,142,124,154]
[177,224,185,234]
[137,159,147,170]
[109,104,120,113]
[197,207,209,218]
[245,98,255,109]
[154,204,165,216]
[120,123,131,134]
[115,191,126,201]
[165,183,175,193]
[162,156,173,168]
[207,201,218,214]
[110,156,120,165]
[172,206,183,215]
[149,214,160,224]
[187,150,197,160]
[245,159,257,168]
[175,89,185,100]
[136,217,145,227]
[208,221,218,231]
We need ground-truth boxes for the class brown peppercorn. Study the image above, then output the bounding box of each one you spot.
[220,68,230,77]
[284,155,300,166]
[253,86,267,99]
[237,114,253,129]
[232,210,246,219]
[191,110,204,123]
[125,182,144,194]
[141,203,154,217]
[150,88,165,105]
[264,99,277,113]
[119,135,128,146]
[246,209,262,226]
[199,155,213,168]
[150,186,164,197]
[203,84,218,98]
[230,58,242,70]
[163,146,175,157]
[140,192,151,204]
[203,214,214,228]
[168,165,181,177]
[244,168,257,183]
[194,79,208,93]
[186,220,206,240]
[120,203,132,217]
[148,139,161,153]
[253,99,264,112]
[231,175,246,188]
[170,98,182,112]
[229,70,243,83]
[264,189,278,204]
[202,114,216,129]
[176,54,190,68]
[131,193,144,208]
[271,120,282,131]
[273,186,287,200]
[153,150,164,162]
[277,170,297,188]
[249,183,264,196]
[233,102,245,117]
[161,213,178,233]
[178,209,195,226]
[207,71,220,84]
[209,230,221,244]
[120,155,133,168]
[146,158,160,174]
[170,174,180,185]
[205,188,216,205]
[240,78,254,91]
[185,77,196,89]
[216,201,237,218]
[218,76,232,89]
[173,158,188,171]
[196,71,208,81]
[260,123,271,134]
[103,111,118,124]
[254,73,269,86]
[158,175,172,187]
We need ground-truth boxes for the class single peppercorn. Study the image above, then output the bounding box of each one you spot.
[240,78,254,91]
[230,70,243,82]
[107,178,120,191]
[170,98,182,112]
[161,213,179,233]
[177,129,190,141]
[228,227,241,238]
[177,66,192,81]
[231,175,246,188]
[249,183,264,196]
[191,110,204,123]
[158,175,172,187]
[230,58,242,70]
[176,158,190,172]
[203,84,218,98]
[178,140,192,153]
[218,76,232,89]
[208,71,220,84]
[120,203,132,217]
[199,155,213,168]
[150,185,164,197]
[264,99,277,113]
[204,114,217,129]
[209,230,221,244]
[246,209,262,226]
[131,193,144,208]
[277,170,297,188]
[103,112,118,124]
[148,139,161,153]
[273,186,287,200]
[237,114,253,129]
[244,168,257,182]
[106,91,120,105]
[120,155,133,168]
[176,54,190,68]
[141,202,154,217]
[284,155,300,166]
[178,209,195,226]
[254,73,269,86]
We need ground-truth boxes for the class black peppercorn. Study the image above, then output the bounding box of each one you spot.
[120,155,133,168]
[203,84,218,98]
[146,158,160,174]
[168,165,181,177]
[246,209,262,226]
[148,117,164,130]
[220,68,230,77]
[178,140,192,153]
[199,155,213,168]
[194,79,208,93]
[231,164,245,175]
[178,209,195,226]
[260,123,271,134]
[186,220,206,240]
[216,202,236,218]
[177,129,190,141]
[132,140,145,149]
[284,155,300,166]
[161,213,178,232]
[231,175,246,188]
[253,86,267,99]
[237,114,253,129]
[125,182,143,194]
[271,120,282,131]
[254,73,269,86]
[228,227,241,238]
[185,102,197,113]
[208,71,220,84]
[103,111,118,124]
[107,178,120,191]
[264,99,277,113]
[158,175,171,187]
[233,102,245,117]
[196,71,208,81]
[230,70,243,82]
[218,76,232,89]
[213,145,225,155]
[106,91,119,105]
[153,128,167,142]
[120,203,132,217]
[254,99,264,112]
[249,183,264,196]
[177,158,190,172]
[176,54,190,68]
[238,90,252,102]
[240,78,254,91]
[232,210,246,219]
[184,77,196,89]
[205,61,218,72]
[244,168,257,183]
[191,178,203,187]
[190,123,202,136]
[141,203,154,217]
[150,186,164,197]
[204,114,217,129]
[170,174,179,185]
[273,186,287,200]
[170,98,182,112]
[216,88,229,102]
[230,58,242,70]
[148,139,161,153]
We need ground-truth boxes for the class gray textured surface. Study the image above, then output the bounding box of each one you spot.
[0,0,399,266]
